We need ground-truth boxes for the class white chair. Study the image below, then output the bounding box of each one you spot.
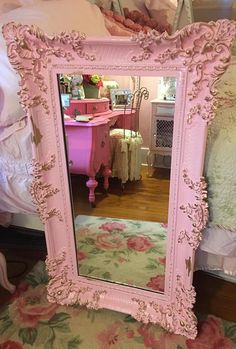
[109,87,149,187]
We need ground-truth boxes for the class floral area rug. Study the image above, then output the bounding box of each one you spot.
[74,215,167,291]
[0,261,236,349]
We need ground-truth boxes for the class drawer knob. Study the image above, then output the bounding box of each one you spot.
[101,140,105,148]
[93,106,98,111]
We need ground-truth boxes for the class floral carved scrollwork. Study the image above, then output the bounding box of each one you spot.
[178,169,208,250]
[2,22,95,115]
[132,20,236,103]
[132,275,197,339]
[29,155,63,223]
[187,102,218,125]
[46,250,106,309]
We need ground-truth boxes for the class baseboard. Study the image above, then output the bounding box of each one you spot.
[141,147,171,168]
[11,213,44,230]
[141,147,149,166]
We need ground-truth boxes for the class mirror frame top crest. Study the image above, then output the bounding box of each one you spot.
[3,19,236,339]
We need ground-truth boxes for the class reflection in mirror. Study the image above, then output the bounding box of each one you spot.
[57,73,176,293]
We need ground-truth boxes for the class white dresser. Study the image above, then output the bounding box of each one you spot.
[147,99,175,175]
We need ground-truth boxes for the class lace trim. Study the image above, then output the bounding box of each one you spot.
[0,160,32,176]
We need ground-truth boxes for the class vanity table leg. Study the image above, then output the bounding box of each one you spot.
[86,177,98,206]
[0,252,16,294]
[103,166,111,192]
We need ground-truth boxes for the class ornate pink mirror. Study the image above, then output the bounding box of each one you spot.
[3,19,236,339]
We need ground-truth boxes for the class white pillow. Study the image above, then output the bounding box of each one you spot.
[0,0,110,127]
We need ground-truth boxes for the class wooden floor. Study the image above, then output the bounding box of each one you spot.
[0,166,235,322]
[71,166,170,223]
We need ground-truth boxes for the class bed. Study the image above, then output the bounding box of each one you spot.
[0,0,235,283]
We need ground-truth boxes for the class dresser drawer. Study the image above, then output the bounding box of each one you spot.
[86,100,109,114]
[65,100,86,116]
[153,104,175,116]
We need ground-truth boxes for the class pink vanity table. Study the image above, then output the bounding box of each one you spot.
[64,98,132,205]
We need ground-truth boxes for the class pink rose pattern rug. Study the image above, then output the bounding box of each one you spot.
[0,261,235,348]
[74,215,167,291]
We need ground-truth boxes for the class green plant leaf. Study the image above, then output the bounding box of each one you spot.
[19,327,38,345]
[26,267,48,287]
[145,264,157,270]
[35,326,54,346]
[224,323,236,343]
[102,272,112,279]
[89,248,103,255]
[133,336,144,343]
[84,237,95,245]
[68,336,83,349]
[53,322,70,332]
[0,319,13,335]
[124,315,137,323]
[0,311,10,321]
[45,337,54,349]
[49,312,71,325]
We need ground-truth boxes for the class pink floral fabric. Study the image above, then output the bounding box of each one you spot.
[186,316,236,349]
[0,261,235,349]
[75,215,167,291]
[146,275,165,292]
[8,285,59,328]
[99,221,126,232]
[127,235,155,252]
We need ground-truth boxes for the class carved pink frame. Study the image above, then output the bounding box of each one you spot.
[3,20,236,339]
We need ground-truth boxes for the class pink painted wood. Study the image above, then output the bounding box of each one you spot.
[3,20,236,339]
[64,110,120,205]
[65,97,110,117]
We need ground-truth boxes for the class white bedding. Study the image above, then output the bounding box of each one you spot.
[0,0,111,224]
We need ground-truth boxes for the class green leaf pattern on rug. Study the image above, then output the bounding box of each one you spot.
[19,327,37,345]
[0,260,235,349]
[224,322,236,344]
[75,215,167,291]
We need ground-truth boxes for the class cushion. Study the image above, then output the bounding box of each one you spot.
[102,9,145,36]
[103,15,134,36]
[118,0,149,18]
[145,0,176,31]
[0,0,110,127]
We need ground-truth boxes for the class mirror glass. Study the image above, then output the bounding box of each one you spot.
[57,73,176,293]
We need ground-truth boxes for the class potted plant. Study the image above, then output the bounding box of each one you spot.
[82,74,103,99]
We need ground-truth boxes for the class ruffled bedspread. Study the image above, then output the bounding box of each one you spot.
[197,61,236,277]
[204,62,236,233]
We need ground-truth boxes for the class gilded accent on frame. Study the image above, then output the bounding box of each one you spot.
[178,169,208,250]
[132,275,197,339]
[30,116,43,145]
[29,155,63,223]
[46,250,107,309]
[185,257,192,277]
